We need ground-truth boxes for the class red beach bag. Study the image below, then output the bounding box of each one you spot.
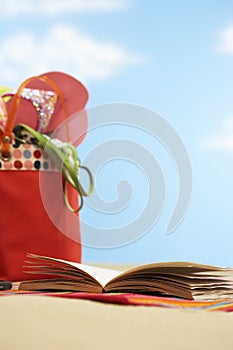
[0,72,92,281]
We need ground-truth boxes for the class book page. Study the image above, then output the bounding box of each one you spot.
[104,261,233,299]
[69,262,122,286]
[25,254,123,287]
[107,260,230,284]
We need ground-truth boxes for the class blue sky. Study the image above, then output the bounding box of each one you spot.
[1,0,233,266]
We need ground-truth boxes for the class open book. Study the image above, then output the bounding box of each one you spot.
[19,254,233,300]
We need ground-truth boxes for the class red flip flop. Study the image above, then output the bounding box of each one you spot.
[3,71,89,144]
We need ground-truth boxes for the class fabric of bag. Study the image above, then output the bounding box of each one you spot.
[0,72,89,281]
[0,143,82,281]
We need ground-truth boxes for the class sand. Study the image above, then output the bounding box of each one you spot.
[0,295,233,350]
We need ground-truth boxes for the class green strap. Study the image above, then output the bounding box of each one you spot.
[18,123,94,212]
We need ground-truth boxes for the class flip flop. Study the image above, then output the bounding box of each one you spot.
[3,72,89,145]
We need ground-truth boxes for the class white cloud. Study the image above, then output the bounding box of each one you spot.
[0,0,129,17]
[0,24,143,87]
[201,135,233,152]
[200,117,233,152]
[217,25,233,54]
[221,117,233,130]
